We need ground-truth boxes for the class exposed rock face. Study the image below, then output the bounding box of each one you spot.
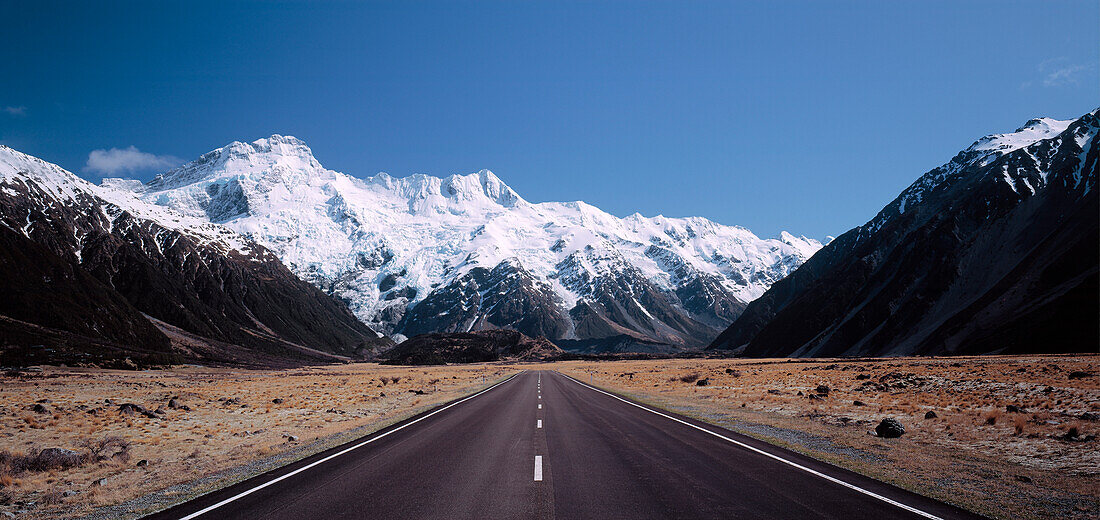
[710,110,1098,357]
[399,259,570,341]
[0,145,390,367]
[381,329,564,365]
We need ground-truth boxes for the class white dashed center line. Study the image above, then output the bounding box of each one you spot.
[534,456,543,481]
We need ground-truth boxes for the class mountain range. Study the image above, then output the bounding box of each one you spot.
[115,136,820,352]
[0,145,390,367]
[709,108,1098,356]
[2,107,1093,365]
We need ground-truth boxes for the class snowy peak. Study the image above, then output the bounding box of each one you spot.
[966,116,1073,158]
[147,134,323,191]
[367,169,525,211]
[124,134,824,349]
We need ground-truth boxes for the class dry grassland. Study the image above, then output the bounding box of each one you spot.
[552,355,1100,520]
[0,363,514,519]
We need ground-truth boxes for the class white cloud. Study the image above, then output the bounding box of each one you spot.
[1037,57,1093,87]
[84,146,181,176]
[3,106,26,116]
[1042,64,1088,87]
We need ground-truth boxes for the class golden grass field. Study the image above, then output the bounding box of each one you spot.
[0,364,514,519]
[549,355,1100,520]
[0,355,1096,519]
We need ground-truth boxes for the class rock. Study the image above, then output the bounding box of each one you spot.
[136,459,148,467]
[855,374,870,380]
[167,398,180,409]
[1081,412,1100,421]
[62,490,79,497]
[768,389,783,395]
[272,398,284,404]
[118,403,159,419]
[924,410,938,419]
[875,418,905,438]
[31,403,49,414]
[695,379,710,387]
[1014,475,1032,483]
[796,391,804,396]
[724,368,742,377]
[36,448,84,468]
[285,435,299,442]
[92,478,107,487]
[1006,405,1023,413]
[815,384,830,396]
[1068,371,1093,379]
[807,393,824,401]
[853,400,865,406]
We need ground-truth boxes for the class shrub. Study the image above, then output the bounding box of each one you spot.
[678,373,701,383]
[79,436,130,462]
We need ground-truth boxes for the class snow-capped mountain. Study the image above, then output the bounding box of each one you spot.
[711,108,1098,357]
[121,135,822,351]
[0,145,388,367]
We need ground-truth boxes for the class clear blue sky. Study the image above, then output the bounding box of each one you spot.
[1,1,1096,239]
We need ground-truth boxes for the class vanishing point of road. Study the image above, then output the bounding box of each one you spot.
[145,371,985,520]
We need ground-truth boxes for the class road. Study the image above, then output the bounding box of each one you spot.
[146,371,984,520]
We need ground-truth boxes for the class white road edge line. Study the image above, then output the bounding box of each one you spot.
[176,372,523,520]
[534,455,543,481]
[537,419,543,428]
[560,373,944,520]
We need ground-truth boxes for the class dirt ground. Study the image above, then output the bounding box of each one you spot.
[551,355,1100,520]
[0,364,514,519]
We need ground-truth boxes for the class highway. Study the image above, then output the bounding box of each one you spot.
[145,371,984,520]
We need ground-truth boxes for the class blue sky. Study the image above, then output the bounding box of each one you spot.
[1,1,1096,239]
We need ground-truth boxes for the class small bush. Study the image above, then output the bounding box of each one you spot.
[1013,416,1027,436]
[41,489,65,505]
[79,436,130,462]
[678,373,701,383]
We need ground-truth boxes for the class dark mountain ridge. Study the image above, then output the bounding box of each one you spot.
[710,109,1099,357]
[380,329,564,365]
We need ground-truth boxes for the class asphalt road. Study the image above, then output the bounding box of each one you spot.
[146,370,985,520]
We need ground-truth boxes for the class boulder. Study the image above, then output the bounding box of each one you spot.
[924,410,938,419]
[875,418,905,438]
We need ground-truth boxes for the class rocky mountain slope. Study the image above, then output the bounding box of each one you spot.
[710,109,1099,357]
[122,136,821,351]
[0,145,390,367]
[380,330,563,365]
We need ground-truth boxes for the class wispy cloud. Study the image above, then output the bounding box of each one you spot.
[3,106,27,116]
[1033,57,1094,88]
[84,146,181,177]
